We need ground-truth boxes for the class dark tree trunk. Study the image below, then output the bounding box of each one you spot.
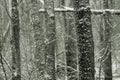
[103,0,113,80]
[74,0,95,80]
[11,0,21,80]
[44,0,56,80]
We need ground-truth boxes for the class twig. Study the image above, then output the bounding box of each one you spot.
[0,49,8,80]
[57,64,77,72]
[2,55,13,74]
[3,0,12,20]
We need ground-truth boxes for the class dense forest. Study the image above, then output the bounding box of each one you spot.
[0,0,120,80]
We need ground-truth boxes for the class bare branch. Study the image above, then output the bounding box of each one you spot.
[3,0,12,20]
[38,8,120,15]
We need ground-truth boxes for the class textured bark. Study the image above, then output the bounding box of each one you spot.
[74,0,95,80]
[55,0,67,80]
[31,0,45,79]
[44,0,56,80]
[11,0,21,80]
[103,0,113,80]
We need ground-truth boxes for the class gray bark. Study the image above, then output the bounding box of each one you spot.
[44,0,56,80]
[55,0,67,79]
[31,0,45,79]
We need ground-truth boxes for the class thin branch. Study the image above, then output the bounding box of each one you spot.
[0,49,8,80]
[2,55,13,74]
[3,0,12,20]
[57,64,78,72]
[18,0,23,7]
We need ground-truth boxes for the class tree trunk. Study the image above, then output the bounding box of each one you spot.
[44,0,56,80]
[66,14,78,80]
[103,0,113,80]
[74,0,95,80]
[55,0,67,80]
[60,1,78,80]
[31,0,45,79]
[11,0,21,80]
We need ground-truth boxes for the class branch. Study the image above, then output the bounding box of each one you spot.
[0,21,11,51]
[18,0,23,6]
[2,55,13,74]
[0,50,8,80]
[38,8,120,15]
[57,64,77,72]
[3,0,12,20]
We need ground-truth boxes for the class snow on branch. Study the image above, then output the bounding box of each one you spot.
[38,8,120,15]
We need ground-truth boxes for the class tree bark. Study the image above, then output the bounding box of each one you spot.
[59,1,78,80]
[103,0,113,80]
[44,0,56,80]
[65,13,78,80]
[11,0,21,80]
[74,0,95,80]
[31,0,45,79]
[55,0,67,80]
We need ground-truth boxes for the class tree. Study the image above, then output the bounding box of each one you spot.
[31,0,45,79]
[44,0,56,80]
[74,0,95,80]
[11,0,21,80]
[58,1,78,80]
[103,0,113,80]
[55,0,67,80]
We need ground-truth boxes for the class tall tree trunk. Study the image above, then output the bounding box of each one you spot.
[74,0,95,80]
[31,0,45,79]
[55,0,67,80]
[44,0,56,80]
[103,0,113,80]
[11,0,21,80]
